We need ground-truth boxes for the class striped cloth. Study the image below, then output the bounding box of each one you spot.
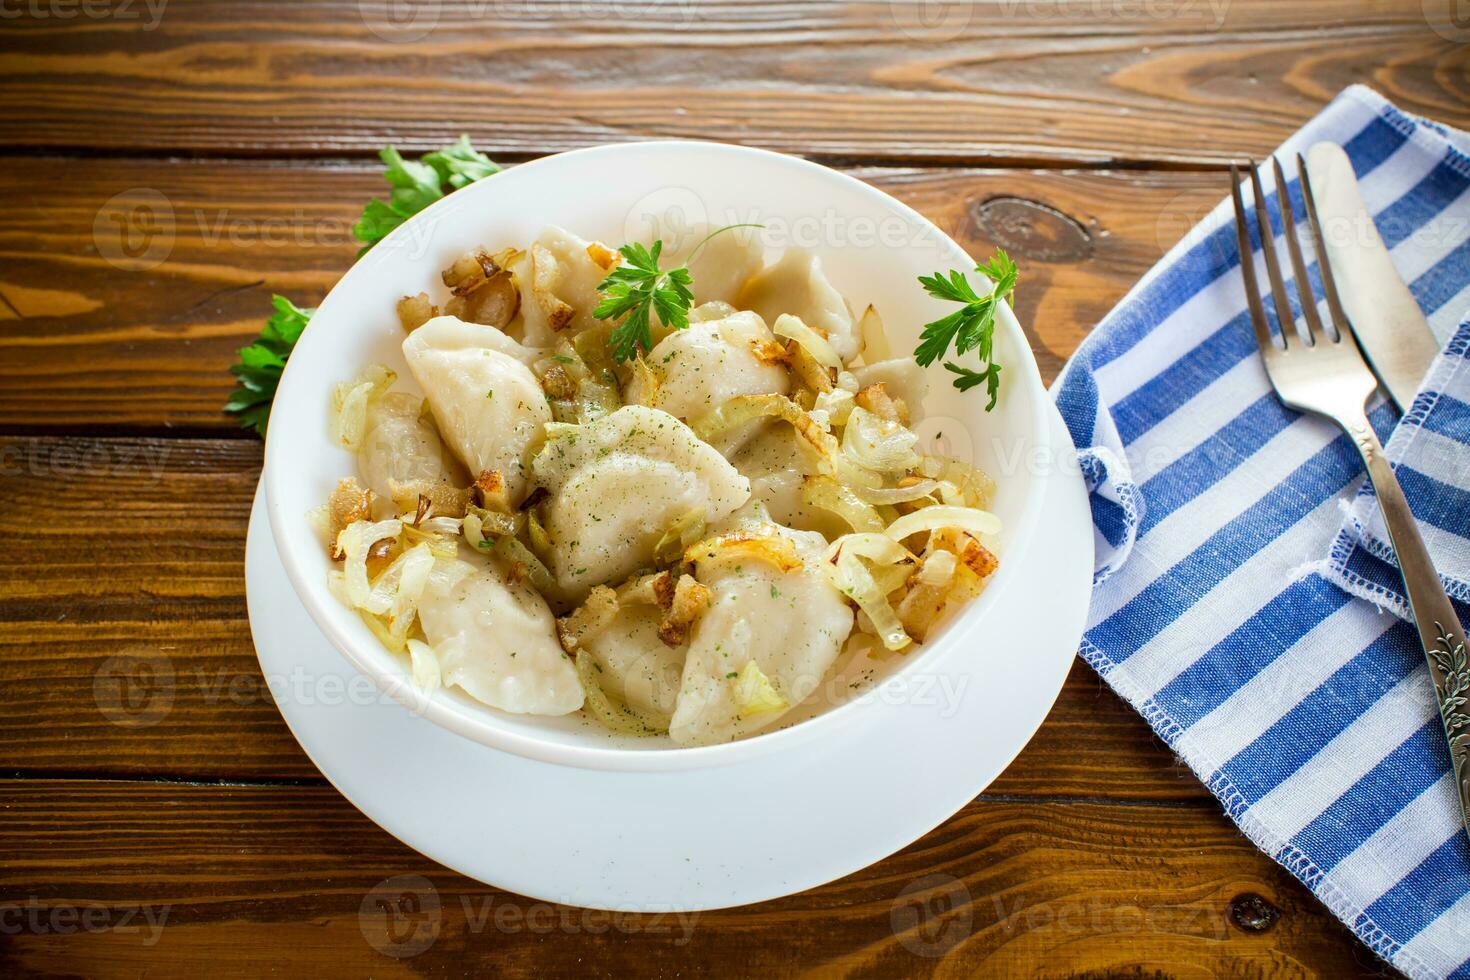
[1052,85,1470,977]
[1325,324,1470,618]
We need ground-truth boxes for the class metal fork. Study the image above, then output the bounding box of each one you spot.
[1232,158,1470,842]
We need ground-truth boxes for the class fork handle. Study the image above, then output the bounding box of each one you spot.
[1343,413,1470,840]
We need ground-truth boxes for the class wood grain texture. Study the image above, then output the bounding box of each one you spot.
[0,4,1439,972]
[0,434,1204,800]
[0,1,1464,164]
[0,157,1225,430]
[0,781,1389,978]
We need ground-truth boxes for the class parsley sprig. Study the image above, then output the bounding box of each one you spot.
[914,249,1017,411]
[224,136,500,436]
[593,241,694,363]
[592,224,763,363]
[353,135,500,257]
[223,295,315,437]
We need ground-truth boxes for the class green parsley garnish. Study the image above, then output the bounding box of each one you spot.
[224,137,500,437]
[551,353,576,364]
[223,295,314,437]
[593,224,762,363]
[914,249,1017,411]
[593,240,694,363]
[353,136,500,257]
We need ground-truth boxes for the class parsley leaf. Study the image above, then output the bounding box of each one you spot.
[593,224,762,363]
[593,240,695,363]
[422,134,501,189]
[352,136,500,257]
[913,248,1017,411]
[223,295,314,436]
[226,137,499,436]
[944,361,1002,408]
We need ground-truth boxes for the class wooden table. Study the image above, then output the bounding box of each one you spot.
[2,2,1466,975]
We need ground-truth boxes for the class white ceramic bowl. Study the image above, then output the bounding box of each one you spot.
[265,140,1053,772]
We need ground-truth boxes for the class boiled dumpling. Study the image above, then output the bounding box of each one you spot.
[532,405,750,596]
[729,426,846,538]
[582,605,685,725]
[624,310,789,433]
[852,357,929,421]
[669,523,854,746]
[358,391,469,505]
[649,222,764,307]
[512,225,621,348]
[416,548,583,715]
[737,248,858,363]
[402,315,551,505]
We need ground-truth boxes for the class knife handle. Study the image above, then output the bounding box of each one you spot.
[1349,414,1470,840]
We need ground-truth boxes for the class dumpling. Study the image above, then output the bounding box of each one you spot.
[651,222,765,307]
[358,391,469,505]
[402,315,551,505]
[669,524,854,746]
[512,225,621,348]
[852,357,929,421]
[729,425,846,538]
[532,405,750,596]
[624,310,790,433]
[582,605,685,725]
[416,549,583,715]
[737,248,858,363]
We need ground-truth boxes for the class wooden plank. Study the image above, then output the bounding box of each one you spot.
[0,1,1462,164]
[0,434,1204,798]
[0,157,1227,430]
[0,781,1377,977]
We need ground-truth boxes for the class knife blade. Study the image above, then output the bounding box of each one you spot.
[1304,143,1441,414]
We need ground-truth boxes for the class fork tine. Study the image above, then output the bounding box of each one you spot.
[1297,153,1349,344]
[1250,162,1301,347]
[1272,156,1327,345]
[1230,163,1278,355]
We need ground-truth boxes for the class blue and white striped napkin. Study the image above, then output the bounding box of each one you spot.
[1325,324,1470,618]
[1053,85,1470,978]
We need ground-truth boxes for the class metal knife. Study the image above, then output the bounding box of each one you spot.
[1305,142,1441,413]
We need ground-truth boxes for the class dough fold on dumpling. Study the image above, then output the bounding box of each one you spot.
[737,248,858,364]
[416,549,583,716]
[582,604,686,725]
[357,391,470,506]
[669,523,854,746]
[532,405,750,597]
[402,315,551,505]
[729,425,848,538]
[511,225,621,348]
[625,310,789,433]
[852,357,929,421]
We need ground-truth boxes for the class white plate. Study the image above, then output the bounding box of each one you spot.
[245,407,1092,911]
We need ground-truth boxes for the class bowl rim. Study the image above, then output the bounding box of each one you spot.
[263,138,1054,771]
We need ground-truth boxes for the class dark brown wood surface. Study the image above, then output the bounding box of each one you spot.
[1,1,1465,164]
[2,0,1450,975]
